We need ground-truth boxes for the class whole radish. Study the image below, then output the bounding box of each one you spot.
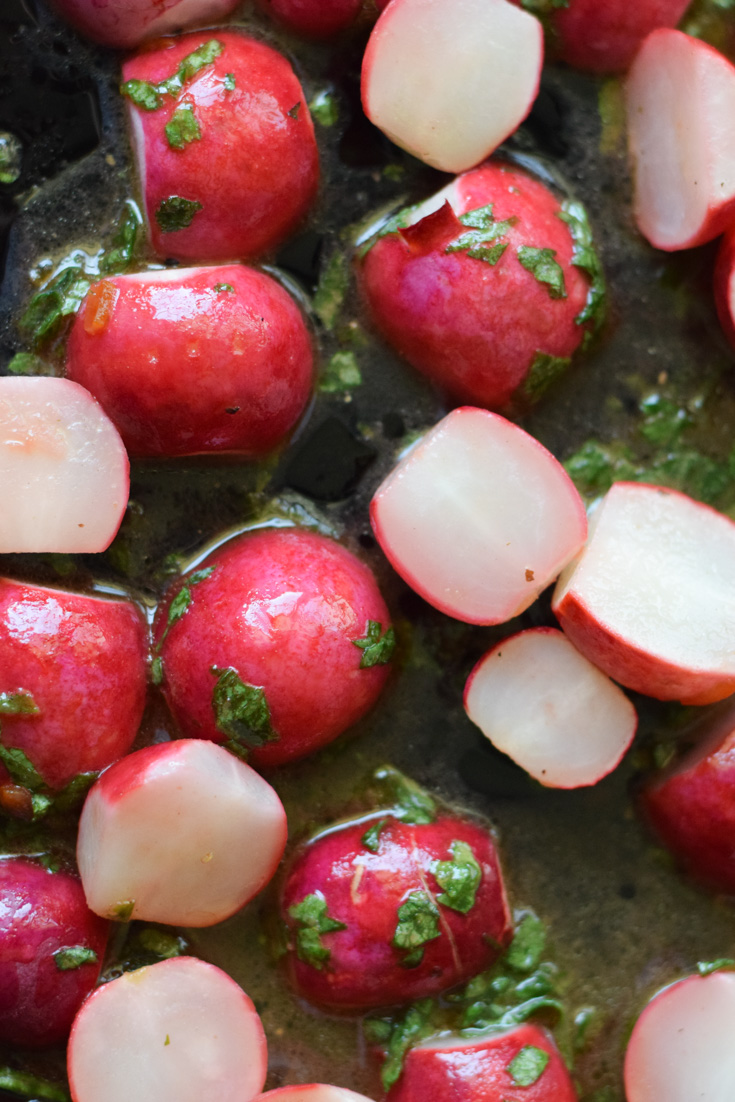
[47,0,240,48]
[257,0,364,37]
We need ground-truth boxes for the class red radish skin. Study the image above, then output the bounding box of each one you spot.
[0,579,147,791]
[255,1089,376,1102]
[358,162,599,411]
[626,29,735,251]
[370,408,587,625]
[464,628,637,789]
[624,972,735,1102]
[0,859,108,1048]
[154,528,393,767]
[386,1023,577,1102]
[714,229,735,352]
[552,482,735,704]
[281,813,511,1009]
[123,31,319,262]
[68,956,267,1102]
[66,266,313,458]
[77,740,287,926]
[0,377,129,553]
[47,0,240,48]
[257,0,364,37]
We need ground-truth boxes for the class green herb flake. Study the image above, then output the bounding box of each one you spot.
[39,853,61,873]
[111,900,135,922]
[520,0,569,11]
[374,766,436,825]
[558,200,606,332]
[211,666,278,752]
[393,890,441,967]
[506,1045,550,1087]
[505,913,546,973]
[164,1034,170,1046]
[309,89,339,127]
[369,999,436,1092]
[165,103,202,150]
[362,818,388,853]
[151,656,164,686]
[698,958,735,975]
[31,792,53,818]
[52,771,98,813]
[314,251,350,330]
[0,131,22,184]
[6,352,48,375]
[0,691,39,717]
[434,840,482,914]
[214,282,235,294]
[138,927,185,959]
[0,1066,70,1102]
[53,946,98,971]
[0,745,44,791]
[161,566,214,640]
[352,620,396,668]
[289,892,346,970]
[445,204,516,264]
[224,72,236,91]
[639,393,692,448]
[99,202,142,276]
[288,102,301,119]
[174,39,224,88]
[522,352,571,403]
[155,196,203,233]
[19,266,91,350]
[517,246,567,299]
[319,351,362,394]
[120,78,163,111]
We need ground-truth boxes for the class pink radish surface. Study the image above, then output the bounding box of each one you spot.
[47,0,239,48]
[624,971,735,1102]
[68,956,267,1102]
[0,578,147,790]
[66,265,314,458]
[0,376,128,553]
[552,482,735,704]
[386,1022,577,1102]
[123,31,319,262]
[257,0,364,37]
[714,229,735,352]
[464,628,637,788]
[627,29,735,250]
[361,0,543,173]
[370,407,587,625]
[0,858,108,1047]
[255,1088,376,1102]
[77,739,287,926]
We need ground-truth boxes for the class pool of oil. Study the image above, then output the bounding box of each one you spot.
[2,2,735,1100]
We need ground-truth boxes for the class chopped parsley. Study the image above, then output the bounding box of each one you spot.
[6,352,49,375]
[121,40,225,111]
[309,89,339,127]
[155,196,203,233]
[362,817,388,853]
[434,840,482,914]
[165,103,201,150]
[364,1000,435,1091]
[53,946,98,971]
[505,913,546,972]
[99,201,142,276]
[319,351,362,394]
[223,72,236,91]
[445,204,516,264]
[19,266,91,350]
[0,691,39,717]
[210,666,278,755]
[392,890,441,967]
[214,283,235,294]
[558,199,607,334]
[313,251,350,330]
[138,927,186,959]
[120,79,163,111]
[352,620,396,668]
[373,766,436,825]
[506,1045,550,1087]
[157,567,215,647]
[288,892,346,970]
[522,352,571,403]
[0,745,45,792]
[517,246,567,299]
[0,1066,70,1102]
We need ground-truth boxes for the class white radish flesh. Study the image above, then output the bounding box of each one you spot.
[255,1088,376,1102]
[370,407,587,625]
[0,377,128,553]
[68,956,267,1102]
[77,739,287,926]
[361,0,543,173]
[464,628,637,787]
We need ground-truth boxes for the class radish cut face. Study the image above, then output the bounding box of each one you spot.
[68,956,267,1102]
[255,1088,376,1102]
[370,408,587,625]
[77,740,287,926]
[624,971,735,1102]
[627,29,735,250]
[0,377,128,553]
[361,0,543,173]
[464,628,637,788]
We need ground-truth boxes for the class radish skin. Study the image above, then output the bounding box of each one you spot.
[254,1089,376,1102]
[47,0,240,48]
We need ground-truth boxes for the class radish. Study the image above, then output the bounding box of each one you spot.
[0,578,147,791]
[76,739,287,926]
[357,161,605,411]
[254,1089,376,1102]
[65,265,314,458]
[552,482,735,704]
[154,528,394,767]
[385,1022,577,1102]
[370,407,587,625]
[0,858,108,1047]
[714,228,735,352]
[361,0,543,174]
[46,0,240,49]
[67,956,267,1102]
[0,377,128,553]
[626,29,735,251]
[122,31,319,262]
[624,971,735,1102]
[257,0,364,38]
[464,628,637,789]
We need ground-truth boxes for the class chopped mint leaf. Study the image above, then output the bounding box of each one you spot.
[288,102,301,119]
[289,891,346,969]
[367,999,436,1091]
[224,72,236,91]
[99,202,142,276]
[165,103,201,150]
[374,766,436,824]
[309,89,339,127]
[392,890,441,967]
[121,78,162,111]
[0,745,44,791]
[445,204,516,264]
[558,199,606,332]
[53,946,98,971]
[214,283,235,294]
[352,620,396,668]
[0,691,39,717]
[507,1045,550,1087]
[138,928,185,959]
[522,352,571,403]
[6,352,49,375]
[314,251,349,330]
[211,666,278,752]
[155,196,203,233]
[0,1066,70,1102]
[19,266,91,349]
[111,900,135,921]
[505,913,546,972]
[517,246,567,299]
[320,351,362,393]
[434,840,482,914]
[698,958,735,975]
[0,131,22,184]
[362,818,388,853]
[151,656,164,686]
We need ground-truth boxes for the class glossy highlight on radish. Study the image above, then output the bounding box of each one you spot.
[47,0,240,48]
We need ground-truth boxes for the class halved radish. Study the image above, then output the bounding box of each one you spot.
[361,0,543,173]
[254,1088,376,1102]
[0,377,128,553]
[68,956,267,1102]
[624,971,735,1102]
[77,740,287,926]
[626,29,735,250]
[464,628,637,788]
[370,408,587,625]
[552,482,735,703]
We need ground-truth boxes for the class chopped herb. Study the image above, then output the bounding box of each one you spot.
[211,666,278,753]
[574,1006,598,1052]
[517,246,567,299]
[392,890,441,967]
[522,352,571,403]
[214,283,235,294]
[0,745,44,792]
[31,793,53,817]
[138,928,185,959]
[362,818,388,853]
[445,204,516,264]
[0,691,39,717]
[639,393,691,447]
[99,201,142,275]
[165,103,201,150]
[520,0,569,10]
[164,1034,170,1046]
[53,946,98,971]
[155,196,203,233]
[505,913,546,972]
[111,900,135,922]
[288,102,301,119]
[120,79,162,111]
[366,999,435,1091]
[319,350,362,393]
[224,72,236,91]
[558,200,606,333]
[434,840,482,914]
[373,766,436,824]
[698,958,735,975]
[0,1066,70,1102]
[151,656,164,685]
[6,352,49,375]
[0,131,22,184]
[19,266,91,349]
[52,772,98,813]
[314,251,349,330]
[352,620,396,668]
[289,892,346,969]
[38,853,61,873]
[159,567,215,644]
[506,1045,550,1087]
[309,89,339,127]
[172,40,224,90]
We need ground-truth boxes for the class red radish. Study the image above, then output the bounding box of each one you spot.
[0,578,147,791]
[358,162,604,411]
[46,0,240,48]
[154,528,394,767]
[0,377,128,553]
[68,956,267,1102]
[255,1089,376,1102]
[386,1022,577,1102]
[552,482,735,704]
[76,739,287,926]
[65,265,313,458]
[122,31,319,262]
[624,971,735,1102]
[361,0,543,173]
[0,859,108,1048]
[370,407,587,626]
[626,29,735,251]
[714,229,735,352]
[280,810,511,1009]
[464,628,637,789]
[257,0,364,38]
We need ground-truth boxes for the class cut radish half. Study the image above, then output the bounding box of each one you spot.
[626,29,735,250]
[77,740,287,926]
[68,957,267,1102]
[464,628,637,788]
[370,408,587,625]
[553,482,735,703]
[624,971,735,1102]
[0,377,128,553]
[255,1088,376,1102]
[361,0,543,173]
